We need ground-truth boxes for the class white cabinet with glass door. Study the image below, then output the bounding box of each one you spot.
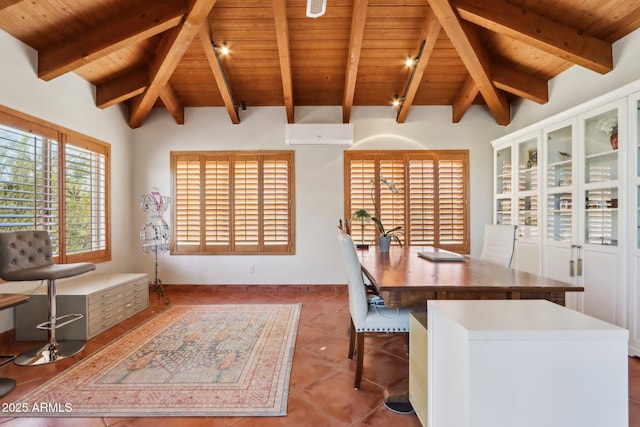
[542,118,579,309]
[541,101,626,326]
[514,134,541,274]
[627,91,640,356]
[578,101,625,327]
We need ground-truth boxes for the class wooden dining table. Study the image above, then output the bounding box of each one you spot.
[358,245,584,308]
[357,245,585,415]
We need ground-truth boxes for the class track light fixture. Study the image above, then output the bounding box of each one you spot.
[211,41,230,56]
[393,40,427,113]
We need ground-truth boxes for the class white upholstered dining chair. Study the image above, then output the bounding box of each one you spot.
[479,224,518,268]
[337,230,412,389]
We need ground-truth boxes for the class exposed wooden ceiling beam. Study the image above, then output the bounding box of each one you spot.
[428,0,510,125]
[396,9,441,123]
[95,67,147,109]
[456,0,613,74]
[197,25,240,124]
[452,75,479,123]
[492,63,548,104]
[342,0,368,124]
[272,0,294,123]
[38,1,185,81]
[128,0,218,129]
[159,84,185,125]
[0,0,21,11]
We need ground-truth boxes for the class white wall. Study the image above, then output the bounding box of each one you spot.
[131,105,502,285]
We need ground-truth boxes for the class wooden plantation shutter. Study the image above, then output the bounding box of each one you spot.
[348,156,377,245]
[205,157,230,248]
[63,135,109,263]
[345,150,469,253]
[234,155,260,250]
[379,159,405,245]
[437,155,467,247]
[263,155,291,247]
[408,156,436,245]
[173,155,202,252]
[172,151,294,255]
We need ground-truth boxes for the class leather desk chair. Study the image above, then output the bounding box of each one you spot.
[0,230,95,365]
[480,224,518,268]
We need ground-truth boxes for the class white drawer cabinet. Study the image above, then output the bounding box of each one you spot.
[427,300,628,427]
[3,273,149,341]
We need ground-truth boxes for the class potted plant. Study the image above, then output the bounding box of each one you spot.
[351,208,371,249]
[370,217,402,251]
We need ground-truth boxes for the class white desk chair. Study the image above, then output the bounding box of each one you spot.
[337,230,412,389]
[479,224,517,268]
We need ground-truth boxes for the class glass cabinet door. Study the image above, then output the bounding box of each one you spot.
[496,146,512,195]
[546,192,573,242]
[582,107,620,247]
[495,146,512,224]
[545,124,574,242]
[517,137,538,238]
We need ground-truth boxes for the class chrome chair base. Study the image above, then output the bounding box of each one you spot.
[14,341,85,366]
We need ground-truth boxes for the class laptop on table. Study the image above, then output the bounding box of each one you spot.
[417,246,465,262]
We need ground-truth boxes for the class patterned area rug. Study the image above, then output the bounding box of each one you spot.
[10,304,300,417]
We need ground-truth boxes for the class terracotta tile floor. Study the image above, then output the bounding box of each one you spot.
[0,285,637,426]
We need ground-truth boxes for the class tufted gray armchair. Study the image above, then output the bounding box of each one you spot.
[0,230,95,365]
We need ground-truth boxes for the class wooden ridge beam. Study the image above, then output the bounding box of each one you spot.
[38,1,186,81]
[342,0,368,124]
[128,0,218,128]
[428,0,510,125]
[396,9,441,123]
[456,0,613,74]
[272,0,295,123]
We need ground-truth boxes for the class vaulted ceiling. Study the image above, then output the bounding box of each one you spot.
[0,0,639,128]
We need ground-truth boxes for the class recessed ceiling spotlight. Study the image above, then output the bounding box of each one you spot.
[392,94,401,108]
[220,43,230,56]
[405,57,415,67]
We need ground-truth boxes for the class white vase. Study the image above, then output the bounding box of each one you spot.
[378,236,391,252]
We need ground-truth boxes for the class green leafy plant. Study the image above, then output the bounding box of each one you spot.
[351,208,371,247]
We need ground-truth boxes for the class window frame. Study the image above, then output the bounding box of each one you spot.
[0,105,111,264]
[344,150,470,253]
[171,150,295,255]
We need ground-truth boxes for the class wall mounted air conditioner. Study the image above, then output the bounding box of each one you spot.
[285,123,354,146]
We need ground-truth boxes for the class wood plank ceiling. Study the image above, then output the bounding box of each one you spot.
[0,0,639,128]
